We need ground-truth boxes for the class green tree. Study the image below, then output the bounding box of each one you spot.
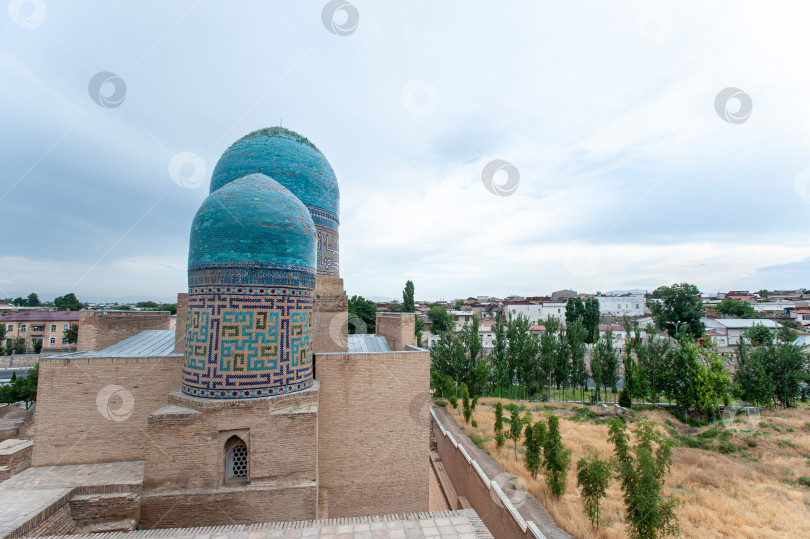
[454,299,465,311]
[543,414,571,498]
[554,326,571,401]
[414,315,424,347]
[507,315,538,398]
[0,322,5,344]
[509,407,523,460]
[402,280,415,313]
[636,329,669,405]
[427,305,453,333]
[524,420,544,480]
[715,297,757,318]
[136,300,159,309]
[590,343,603,402]
[583,298,600,344]
[565,297,585,326]
[598,330,619,401]
[494,402,506,448]
[64,323,79,344]
[348,295,377,334]
[647,283,705,339]
[12,297,26,307]
[576,449,612,529]
[568,318,588,402]
[746,324,773,346]
[0,364,38,408]
[609,418,680,539]
[6,337,25,355]
[26,293,41,307]
[491,312,510,394]
[749,327,807,408]
[733,338,774,407]
[54,293,84,311]
[460,382,478,424]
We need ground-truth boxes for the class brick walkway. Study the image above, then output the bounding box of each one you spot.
[38,510,492,538]
[0,461,143,539]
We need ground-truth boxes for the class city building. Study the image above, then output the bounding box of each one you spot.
[596,293,647,317]
[0,310,80,352]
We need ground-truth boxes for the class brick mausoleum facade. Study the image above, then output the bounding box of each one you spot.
[14,128,431,534]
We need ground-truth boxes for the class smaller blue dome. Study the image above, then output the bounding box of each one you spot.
[188,174,316,286]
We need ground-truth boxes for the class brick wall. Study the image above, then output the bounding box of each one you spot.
[174,293,188,354]
[431,410,545,539]
[77,311,171,352]
[141,485,318,529]
[312,276,348,354]
[0,355,39,368]
[143,387,318,492]
[316,349,430,518]
[375,313,416,351]
[32,356,184,467]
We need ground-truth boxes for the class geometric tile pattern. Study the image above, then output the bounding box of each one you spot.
[182,288,314,400]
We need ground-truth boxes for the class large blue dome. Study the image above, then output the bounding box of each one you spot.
[209,127,339,220]
[188,173,316,288]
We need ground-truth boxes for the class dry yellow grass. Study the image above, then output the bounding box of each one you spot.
[444,398,810,539]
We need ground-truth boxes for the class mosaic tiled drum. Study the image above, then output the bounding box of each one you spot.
[183,173,317,399]
[209,127,340,277]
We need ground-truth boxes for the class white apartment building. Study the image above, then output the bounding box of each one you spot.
[597,294,647,317]
[504,303,566,324]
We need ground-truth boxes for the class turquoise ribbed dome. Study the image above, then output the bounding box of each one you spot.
[210,127,339,220]
[188,173,316,271]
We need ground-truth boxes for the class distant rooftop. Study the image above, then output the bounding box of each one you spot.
[50,330,179,359]
[347,334,392,354]
[713,319,781,329]
[0,310,80,322]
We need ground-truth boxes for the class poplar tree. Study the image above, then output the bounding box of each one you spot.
[494,402,505,447]
[508,407,522,460]
[576,450,612,529]
[543,414,571,498]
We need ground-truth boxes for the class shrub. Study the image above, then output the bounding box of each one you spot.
[471,419,478,428]
[798,476,810,487]
[447,396,458,409]
[469,432,487,449]
[460,383,472,423]
[434,399,448,407]
[524,420,544,480]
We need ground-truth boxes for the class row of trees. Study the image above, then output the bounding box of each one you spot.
[2,292,85,311]
[433,316,807,417]
[487,401,679,537]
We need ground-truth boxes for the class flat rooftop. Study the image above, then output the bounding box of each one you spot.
[347,334,393,353]
[38,509,492,538]
[49,330,180,359]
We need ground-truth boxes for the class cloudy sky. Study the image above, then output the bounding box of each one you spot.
[1,1,809,302]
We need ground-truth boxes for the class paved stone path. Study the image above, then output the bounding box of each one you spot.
[37,509,492,539]
[0,461,143,539]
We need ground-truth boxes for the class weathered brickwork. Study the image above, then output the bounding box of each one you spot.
[174,293,188,353]
[141,485,317,529]
[316,350,430,518]
[144,387,318,493]
[69,492,140,526]
[77,311,171,352]
[0,439,32,476]
[32,356,184,466]
[376,313,417,351]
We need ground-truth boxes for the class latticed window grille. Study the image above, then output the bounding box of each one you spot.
[227,441,248,479]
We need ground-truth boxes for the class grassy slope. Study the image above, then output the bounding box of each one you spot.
[443,398,810,539]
